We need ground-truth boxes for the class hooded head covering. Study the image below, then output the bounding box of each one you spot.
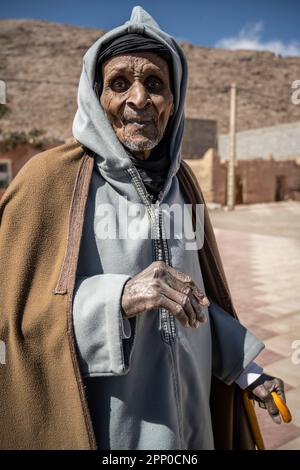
[93,31,174,197]
[72,5,188,201]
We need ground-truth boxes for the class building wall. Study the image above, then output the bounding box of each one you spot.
[0,143,59,200]
[238,159,300,204]
[185,149,227,205]
[238,159,276,204]
[182,118,217,159]
[218,121,300,161]
[186,150,300,205]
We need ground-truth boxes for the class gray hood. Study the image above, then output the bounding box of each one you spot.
[72,5,188,180]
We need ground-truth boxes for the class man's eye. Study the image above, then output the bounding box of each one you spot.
[111,77,129,92]
[146,77,163,92]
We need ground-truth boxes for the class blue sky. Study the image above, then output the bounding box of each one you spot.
[1,0,300,55]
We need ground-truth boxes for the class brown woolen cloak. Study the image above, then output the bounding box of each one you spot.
[0,138,258,449]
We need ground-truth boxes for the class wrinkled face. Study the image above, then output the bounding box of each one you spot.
[100,51,174,160]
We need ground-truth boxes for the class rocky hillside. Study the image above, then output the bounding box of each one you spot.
[0,19,300,142]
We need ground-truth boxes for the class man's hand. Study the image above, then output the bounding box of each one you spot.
[247,373,286,424]
[121,261,209,328]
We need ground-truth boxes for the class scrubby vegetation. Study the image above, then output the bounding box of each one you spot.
[0,128,50,151]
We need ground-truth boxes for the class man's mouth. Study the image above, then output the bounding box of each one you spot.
[123,118,154,127]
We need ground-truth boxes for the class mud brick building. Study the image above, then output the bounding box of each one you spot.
[186,148,300,205]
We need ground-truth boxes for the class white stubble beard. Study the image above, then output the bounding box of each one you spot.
[122,122,161,154]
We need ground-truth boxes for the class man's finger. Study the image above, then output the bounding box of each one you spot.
[265,396,282,424]
[192,288,210,307]
[160,294,190,327]
[190,296,207,323]
[164,267,210,307]
[161,284,198,327]
[273,379,286,403]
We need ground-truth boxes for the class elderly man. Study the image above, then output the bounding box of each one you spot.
[0,7,286,450]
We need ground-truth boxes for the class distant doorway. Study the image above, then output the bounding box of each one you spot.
[235,175,244,204]
[275,176,285,201]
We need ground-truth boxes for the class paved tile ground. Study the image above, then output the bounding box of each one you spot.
[209,201,300,450]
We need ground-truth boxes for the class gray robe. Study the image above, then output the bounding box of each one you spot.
[71,6,264,450]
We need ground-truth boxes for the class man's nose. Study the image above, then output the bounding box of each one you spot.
[127,81,151,110]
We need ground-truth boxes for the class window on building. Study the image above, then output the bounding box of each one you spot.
[0,160,12,189]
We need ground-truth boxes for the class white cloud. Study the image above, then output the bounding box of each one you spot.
[215,21,300,56]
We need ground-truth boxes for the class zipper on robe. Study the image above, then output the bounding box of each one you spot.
[126,166,186,447]
[126,165,177,344]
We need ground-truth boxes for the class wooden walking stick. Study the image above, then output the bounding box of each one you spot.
[243,391,266,450]
[243,390,292,450]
